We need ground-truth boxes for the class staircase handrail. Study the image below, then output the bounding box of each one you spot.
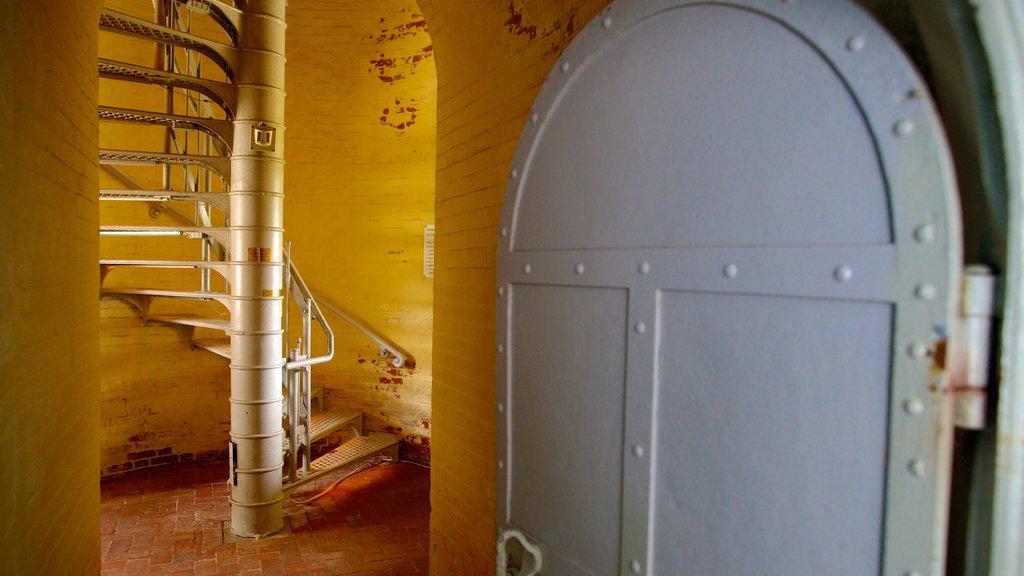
[284,261,334,371]
[300,276,413,368]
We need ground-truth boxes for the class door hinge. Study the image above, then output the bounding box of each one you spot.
[954,265,998,430]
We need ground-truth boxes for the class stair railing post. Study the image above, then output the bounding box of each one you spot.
[302,363,312,474]
[286,345,300,483]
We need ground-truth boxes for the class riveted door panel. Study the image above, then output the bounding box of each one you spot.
[497,1,960,575]
[654,292,892,574]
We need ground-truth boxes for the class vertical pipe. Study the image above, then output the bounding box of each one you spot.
[228,0,288,538]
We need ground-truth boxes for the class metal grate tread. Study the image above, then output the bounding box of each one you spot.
[100,225,230,247]
[99,58,235,118]
[100,224,228,235]
[149,313,229,332]
[191,337,230,359]
[102,287,229,301]
[99,149,231,179]
[283,432,399,492]
[100,8,235,78]
[100,259,229,271]
[283,409,362,451]
[312,432,398,471]
[99,107,233,151]
[99,189,230,212]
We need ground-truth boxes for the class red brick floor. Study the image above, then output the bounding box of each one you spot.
[100,459,430,575]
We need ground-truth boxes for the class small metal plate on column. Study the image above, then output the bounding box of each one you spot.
[250,123,276,151]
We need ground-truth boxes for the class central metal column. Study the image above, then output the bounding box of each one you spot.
[228,0,288,538]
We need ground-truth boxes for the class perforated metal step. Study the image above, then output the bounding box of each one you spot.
[191,337,230,358]
[99,58,236,118]
[282,432,400,492]
[101,259,229,275]
[148,313,229,332]
[102,287,230,305]
[283,409,362,452]
[99,189,230,213]
[100,8,236,79]
[99,149,231,180]
[99,225,230,247]
[99,106,233,152]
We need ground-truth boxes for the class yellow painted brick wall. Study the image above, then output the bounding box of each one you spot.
[285,0,436,462]
[0,1,102,573]
[416,1,611,573]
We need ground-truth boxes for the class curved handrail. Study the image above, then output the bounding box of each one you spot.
[284,261,334,371]
[298,272,414,368]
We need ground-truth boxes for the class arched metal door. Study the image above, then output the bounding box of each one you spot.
[495,1,961,575]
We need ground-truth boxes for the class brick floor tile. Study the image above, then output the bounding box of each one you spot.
[102,460,429,575]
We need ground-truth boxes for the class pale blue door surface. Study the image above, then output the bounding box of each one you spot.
[496,1,961,575]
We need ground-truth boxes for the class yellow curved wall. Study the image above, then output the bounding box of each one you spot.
[417,1,612,572]
[0,1,102,572]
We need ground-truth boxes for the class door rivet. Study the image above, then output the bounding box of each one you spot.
[561,61,571,73]
[915,283,937,301]
[498,403,504,413]
[498,460,504,470]
[639,261,651,275]
[501,227,509,238]
[498,286,505,296]
[903,398,924,415]
[908,342,928,358]
[908,459,926,478]
[634,321,647,335]
[894,119,915,137]
[523,263,532,275]
[530,113,539,124]
[510,168,519,179]
[723,263,739,278]
[834,265,853,283]
[602,16,613,29]
[913,224,935,243]
[632,445,644,458]
[846,35,866,52]
[575,263,585,275]
[498,344,505,354]
[630,559,642,573]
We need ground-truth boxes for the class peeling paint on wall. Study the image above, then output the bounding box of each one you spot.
[503,0,588,56]
[505,1,538,39]
[380,97,421,134]
[365,10,434,88]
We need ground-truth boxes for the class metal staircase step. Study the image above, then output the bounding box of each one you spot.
[282,432,400,493]
[99,58,236,118]
[102,287,230,304]
[283,408,362,452]
[191,337,231,359]
[99,189,230,213]
[99,106,233,152]
[99,148,231,180]
[100,7,237,79]
[101,259,229,275]
[100,225,230,246]
[148,313,229,332]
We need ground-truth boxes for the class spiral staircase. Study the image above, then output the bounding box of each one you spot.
[97,0,401,504]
